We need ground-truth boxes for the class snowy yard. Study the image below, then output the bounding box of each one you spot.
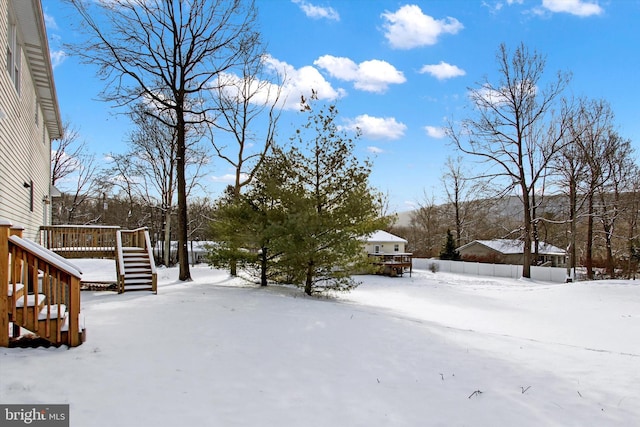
[1,263,639,426]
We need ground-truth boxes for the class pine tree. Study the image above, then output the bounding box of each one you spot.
[439,229,461,261]
[268,103,389,295]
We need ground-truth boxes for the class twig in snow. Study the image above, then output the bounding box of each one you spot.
[577,391,582,398]
[468,390,483,399]
[376,378,380,384]
[521,386,531,394]
[440,373,445,381]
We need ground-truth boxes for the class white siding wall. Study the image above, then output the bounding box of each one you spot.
[364,241,406,254]
[0,0,52,241]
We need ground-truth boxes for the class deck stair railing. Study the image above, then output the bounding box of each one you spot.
[1,220,84,347]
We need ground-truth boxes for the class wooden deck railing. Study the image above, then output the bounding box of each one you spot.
[40,225,120,259]
[1,221,83,347]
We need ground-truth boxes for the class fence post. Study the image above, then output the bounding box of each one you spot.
[0,220,11,347]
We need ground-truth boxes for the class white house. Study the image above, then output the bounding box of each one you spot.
[364,230,412,277]
[0,0,62,241]
[364,230,408,255]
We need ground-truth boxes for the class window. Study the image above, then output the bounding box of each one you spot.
[394,244,399,252]
[374,245,380,254]
[6,20,20,93]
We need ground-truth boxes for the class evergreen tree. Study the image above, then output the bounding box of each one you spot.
[206,187,257,273]
[207,102,389,294]
[439,229,461,260]
[270,103,389,295]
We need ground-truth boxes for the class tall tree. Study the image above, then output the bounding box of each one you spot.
[448,43,571,278]
[67,0,258,281]
[271,103,388,295]
[552,103,587,281]
[573,99,616,279]
[595,132,635,277]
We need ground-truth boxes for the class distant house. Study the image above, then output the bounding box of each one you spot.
[457,239,567,267]
[0,0,62,240]
[364,230,412,276]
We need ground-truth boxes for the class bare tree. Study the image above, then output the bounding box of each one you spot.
[211,43,283,198]
[448,43,571,278]
[409,191,444,257]
[572,99,616,279]
[56,153,100,224]
[624,169,640,278]
[209,38,283,275]
[595,132,635,277]
[552,101,588,281]
[67,0,258,281]
[51,121,88,187]
[441,156,489,246]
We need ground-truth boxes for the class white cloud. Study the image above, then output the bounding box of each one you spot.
[367,146,384,154]
[210,173,249,183]
[541,0,603,16]
[44,12,58,30]
[419,61,466,80]
[314,55,406,93]
[263,55,346,110]
[381,5,463,49]
[292,0,340,21]
[50,50,67,69]
[342,115,407,140]
[424,126,447,139]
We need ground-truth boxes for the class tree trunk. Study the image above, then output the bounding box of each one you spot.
[260,247,268,287]
[163,207,172,266]
[586,192,594,280]
[568,177,577,281]
[521,186,532,278]
[604,223,615,278]
[304,261,314,295]
[176,111,191,281]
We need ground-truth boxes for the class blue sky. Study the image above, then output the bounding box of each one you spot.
[44,0,640,213]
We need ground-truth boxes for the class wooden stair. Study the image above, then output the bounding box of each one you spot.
[116,227,157,294]
[120,247,156,292]
[9,290,71,345]
[2,220,85,348]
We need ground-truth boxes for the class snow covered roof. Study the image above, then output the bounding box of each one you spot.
[459,239,566,255]
[366,230,408,244]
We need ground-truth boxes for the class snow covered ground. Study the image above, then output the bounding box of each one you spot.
[2,262,639,426]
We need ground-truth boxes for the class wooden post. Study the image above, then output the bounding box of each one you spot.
[0,220,12,347]
[9,226,23,339]
[68,275,81,347]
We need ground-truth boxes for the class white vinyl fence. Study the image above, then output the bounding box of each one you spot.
[413,258,568,283]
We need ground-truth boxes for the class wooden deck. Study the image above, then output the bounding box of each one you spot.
[40,225,157,294]
[369,253,413,277]
[40,225,120,259]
